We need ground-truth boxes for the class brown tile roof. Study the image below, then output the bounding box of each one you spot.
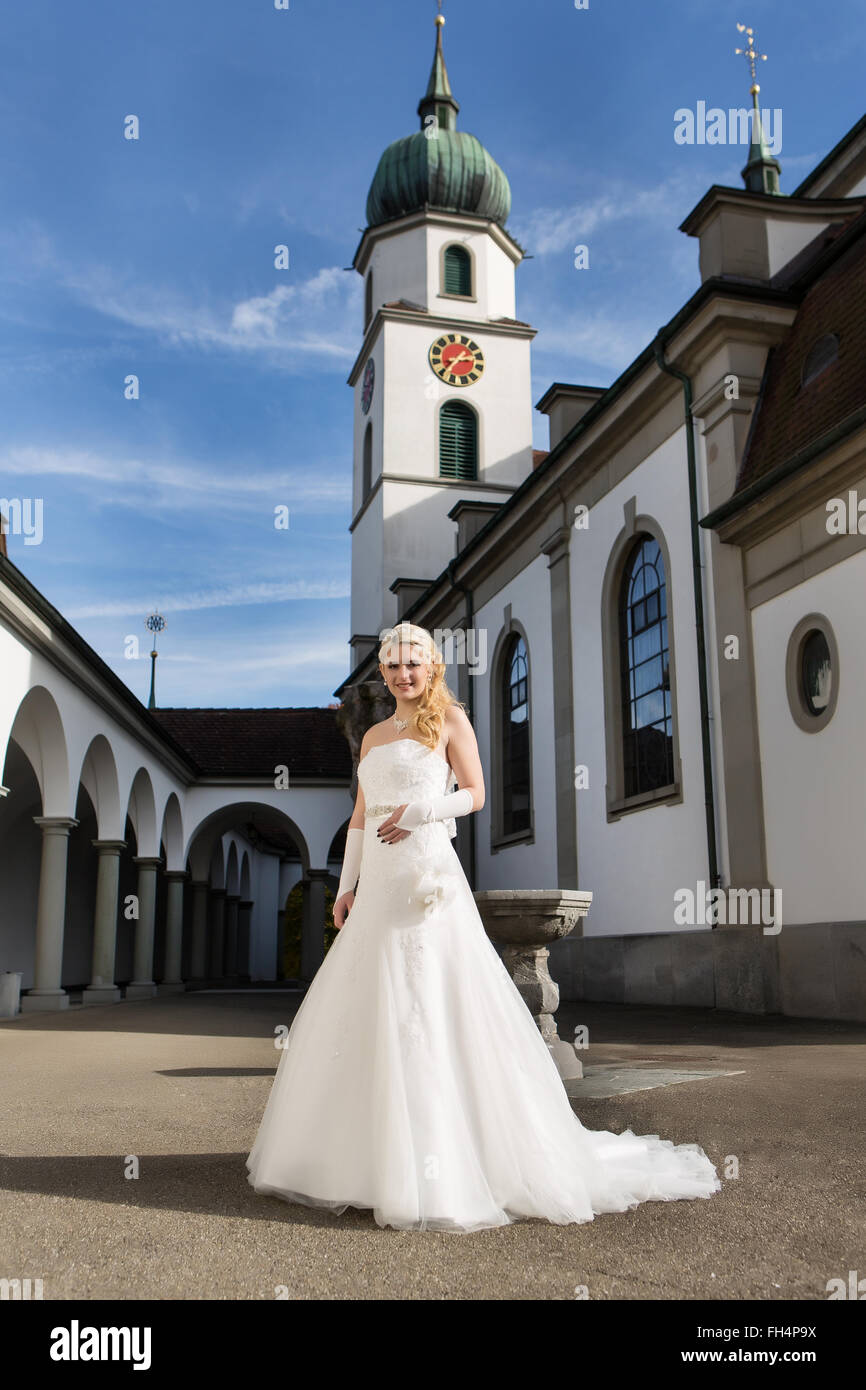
[736,214,866,492]
[532,449,549,469]
[150,708,351,780]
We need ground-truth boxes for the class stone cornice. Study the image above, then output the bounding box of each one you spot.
[701,407,866,543]
[679,185,865,238]
[352,206,526,276]
[347,305,536,386]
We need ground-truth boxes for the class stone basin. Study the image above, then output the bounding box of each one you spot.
[474,889,593,1081]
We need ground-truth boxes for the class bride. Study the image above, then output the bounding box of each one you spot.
[246,622,722,1232]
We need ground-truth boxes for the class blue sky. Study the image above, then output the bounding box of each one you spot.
[1,0,862,708]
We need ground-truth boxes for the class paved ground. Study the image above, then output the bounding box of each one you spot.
[0,990,863,1301]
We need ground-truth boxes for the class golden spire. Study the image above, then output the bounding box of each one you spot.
[734,22,781,196]
[735,22,768,97]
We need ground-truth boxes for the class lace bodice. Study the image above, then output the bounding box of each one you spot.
[358,738,453,811]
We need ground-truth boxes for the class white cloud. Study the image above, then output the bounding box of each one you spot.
[511,173,709,257]
[66,576,350,621]
[61,260,361,364]
[0,444,351,515]
[0,219,362,367]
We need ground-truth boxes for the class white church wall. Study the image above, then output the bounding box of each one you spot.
[766,216,835,279]
[364,226,428,314]
[353,336,384,509]
[570,425,711,936]
[382,319,534,487]
[473,555,560,890]
[751,548,866,923]
[350,504,385,641]
[426,224,517,321]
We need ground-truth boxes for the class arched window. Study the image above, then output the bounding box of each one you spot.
[618,535,673,796]
[362,423,372,499]
[365,272,373,329]
[439,401,477,480]
[801,332,839,387]
[502,634,530,835]
[442,244,472,297]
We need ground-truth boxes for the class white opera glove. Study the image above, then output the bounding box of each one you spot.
[394,787,474,833]
[337,827,364,900]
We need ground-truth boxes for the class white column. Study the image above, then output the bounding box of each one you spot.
[159,870,187,993]
[189,880,209,981]
[236,899,253,980]
[83,838,126,1006]
[223,894,240,977]
[21,816,79,1012]
[126,855,160,999]
[301,871,329,982]
[208,888,227,980]
[250,852,281,982]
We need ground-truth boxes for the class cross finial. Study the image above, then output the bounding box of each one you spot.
[735,22,768,94]
[436,0,444,25]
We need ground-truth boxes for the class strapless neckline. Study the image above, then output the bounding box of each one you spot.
[360,740,449,770]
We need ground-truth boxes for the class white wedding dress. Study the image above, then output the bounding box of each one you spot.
[246,738,722,1232]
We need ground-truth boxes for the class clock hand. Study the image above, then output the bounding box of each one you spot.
[447,351,474,368]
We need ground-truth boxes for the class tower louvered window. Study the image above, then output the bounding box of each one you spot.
[443,245,472,296]
[362,423,372,498]
[439,402,477,480]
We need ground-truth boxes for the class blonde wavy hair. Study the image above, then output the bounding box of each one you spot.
[377,622,466,752]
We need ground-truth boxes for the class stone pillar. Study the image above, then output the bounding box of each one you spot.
[83,838,126,1006]
[474,889,593,1081]
[208,888,227,980]
[236,900,253,981]
[159,870,187,994]
[189,881,210,981]
[126,856,161,999]
[540,525,579,890]
[21,816,79,1013]
[300,871,329,982]
[224,894,240,977]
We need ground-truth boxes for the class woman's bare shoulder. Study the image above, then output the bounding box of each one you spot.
[443,703,473,740]
[362,716,395,752]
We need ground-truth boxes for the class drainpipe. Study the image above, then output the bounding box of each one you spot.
[446,558,477,889]
[652,338,720,891]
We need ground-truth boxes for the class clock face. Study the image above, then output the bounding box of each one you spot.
[428,333,485,387]
[361,358,375,414]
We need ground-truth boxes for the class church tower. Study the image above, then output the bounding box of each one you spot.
[347,11,536,667]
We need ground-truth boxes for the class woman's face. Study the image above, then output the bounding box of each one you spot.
[379,643,431,699]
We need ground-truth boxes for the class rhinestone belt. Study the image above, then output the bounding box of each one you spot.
[365,803,399,818]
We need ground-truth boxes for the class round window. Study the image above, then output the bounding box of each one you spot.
[785,615,838,732]
[800,629,832,715]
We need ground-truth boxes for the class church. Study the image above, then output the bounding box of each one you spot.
[1,16,864,1023]
[335,14,866,1023]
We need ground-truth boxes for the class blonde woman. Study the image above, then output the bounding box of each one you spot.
[246,622,721,1232]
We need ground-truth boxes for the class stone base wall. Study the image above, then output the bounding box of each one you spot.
[547,922,866,1024]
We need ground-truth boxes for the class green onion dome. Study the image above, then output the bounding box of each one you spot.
[365,15,511,231]
[367,130,511,229]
